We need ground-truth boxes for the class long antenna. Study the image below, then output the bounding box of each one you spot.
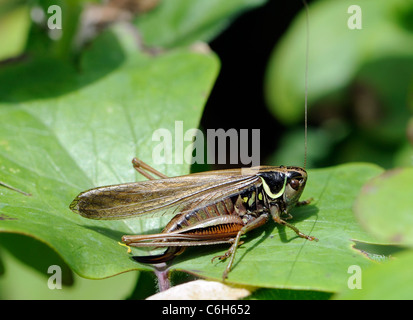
[303,0,309,169]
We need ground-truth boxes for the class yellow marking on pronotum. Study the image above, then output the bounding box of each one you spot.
[260,176,287,200]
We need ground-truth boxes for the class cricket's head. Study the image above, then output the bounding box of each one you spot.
[258,166,307,209]
[283,166,307,208]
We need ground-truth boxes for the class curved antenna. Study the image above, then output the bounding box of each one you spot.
[302,0,309,169]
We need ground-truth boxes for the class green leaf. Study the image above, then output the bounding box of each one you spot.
[0,237,139,299]
[0,31,220,280]
[0,233,74,286]
[334,250,413,300]
[265,0,413,124]
[0,3,31,61]
[135,0,267,48]
[354,167,413,247]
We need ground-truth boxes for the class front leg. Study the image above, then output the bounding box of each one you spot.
[270,205,318,241]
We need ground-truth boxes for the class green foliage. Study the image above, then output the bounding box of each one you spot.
[0,0,413,300]
[0,233,139,299]
[335,250,413,300]
[355,167,413,247]
[334,167,413,299]
[0,32,219,280]
[134,0,267,48]
[265,0,413,124]
[266,0,413,169]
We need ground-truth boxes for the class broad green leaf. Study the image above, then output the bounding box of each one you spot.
[135,0,267,48]
[354,167,413,247]
[0,234,139,299]
[335,250,413,300]
[265,0,413,124]
[0,30,220,279]
[0,233,74,287]
[0,3,30,61]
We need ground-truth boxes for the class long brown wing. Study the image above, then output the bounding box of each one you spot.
[70,167,265,220]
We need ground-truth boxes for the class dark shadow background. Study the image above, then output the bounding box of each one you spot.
[201,1,314,169]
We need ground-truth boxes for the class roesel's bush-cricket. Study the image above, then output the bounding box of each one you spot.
[70,159,317,280]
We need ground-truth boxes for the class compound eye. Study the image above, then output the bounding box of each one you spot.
[289,178,301,191]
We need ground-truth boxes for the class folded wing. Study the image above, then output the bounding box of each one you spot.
[70,168,261,220]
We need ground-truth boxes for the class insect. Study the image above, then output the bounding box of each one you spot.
[70,158,317,280]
